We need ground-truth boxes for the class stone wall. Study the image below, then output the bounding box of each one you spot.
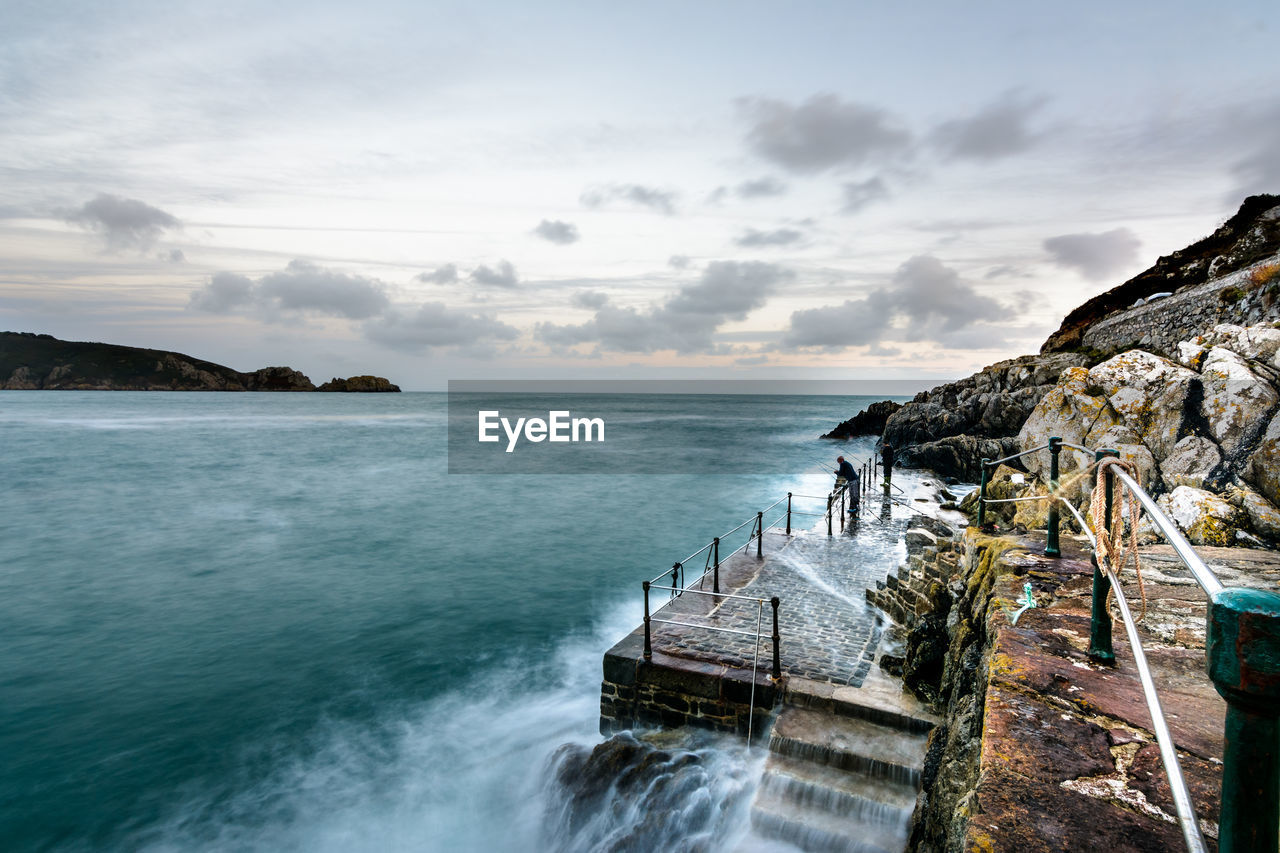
[599,633,778,738]
[1081,255,1280,359]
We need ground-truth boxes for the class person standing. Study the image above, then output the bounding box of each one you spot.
[881,442,895,488]
[836,456,860,514]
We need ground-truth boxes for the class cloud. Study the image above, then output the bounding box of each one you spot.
[470,260,519,288]
[1230,103,1280,197]
[571,290,610,310]
[417,264,459,284]
[363,302,519,353]
[188,259,391,319]
[931,91,1049,161]
[580,183,677,215]
[668,255,691,269]
[736,176,787,198]
[737,94,913,173]
[536,261,791,354]
[781,255,1005,350]
[532,219,580,245]
[841,177,889,214]
[1043,228,1141,281]
[735,227,804,248]
[62,193,181,251]
[189,272,256,314]
[164,249,186,263]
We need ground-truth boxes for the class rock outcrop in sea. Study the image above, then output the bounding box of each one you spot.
[822,399,902,439]
[0,332,399,391]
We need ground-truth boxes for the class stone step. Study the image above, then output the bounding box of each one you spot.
[768,707,928,787]
[784,689,936,736]
[759,754,918,814]
[750,799,906,853]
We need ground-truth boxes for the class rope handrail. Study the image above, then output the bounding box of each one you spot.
[1108,468,1224,597]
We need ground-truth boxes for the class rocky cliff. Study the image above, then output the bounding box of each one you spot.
[0,332,398,392]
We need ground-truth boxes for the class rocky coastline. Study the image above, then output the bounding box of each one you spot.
[829,194,1280,851]
[0,331,399,391]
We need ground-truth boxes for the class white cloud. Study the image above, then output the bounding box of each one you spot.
[417,264,459,285]
[532,219,580,245]
[470,261,519,288]
[189,260,390,319]
[931,91,1049,161]
[580,184,677,215]
[735,227,804,248]
[737,94,913,173]
[363,302,519,353]
[62,193,181,252]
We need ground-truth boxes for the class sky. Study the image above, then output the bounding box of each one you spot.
[1,0,1277,390]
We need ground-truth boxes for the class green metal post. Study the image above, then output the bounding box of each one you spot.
[1046,436,1062,558]
[771,597,782,678]
[977,458,991,528]
[785,494,792,536]
[642,581,652,658]
[1207,588,1280,853]
[1088,449,1118,664]
[827,494,833,536]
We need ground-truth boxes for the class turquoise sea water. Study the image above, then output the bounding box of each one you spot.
[0,391,888,851]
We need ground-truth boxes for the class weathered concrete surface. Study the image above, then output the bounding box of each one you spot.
[908,531,1280,853]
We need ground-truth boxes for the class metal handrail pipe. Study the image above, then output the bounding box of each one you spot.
[981,495,1052,504]
[647,584,770,604]
[759,494,791,512]
[674,540,715,570]
[1058,497,1097,549]
[1109,468,1224,597]
[1060,441,1096,455]
[983,442,1052,468]
[719,515,759,538]
[1100,560,1210,853]
[791,493,836,500]
[648,617,762,639]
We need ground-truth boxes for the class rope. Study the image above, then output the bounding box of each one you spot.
[1090,456,1148,620]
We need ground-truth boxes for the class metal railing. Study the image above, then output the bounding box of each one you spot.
[976,440,1280,853]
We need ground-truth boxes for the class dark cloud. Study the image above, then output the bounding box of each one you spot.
[532,219,580,245]
[735,227,804,248]
[63,193,181,251]
[931,91,1049,161]
[1043,228,1141,281]
[668,255,692,269]
[470,260,519,288]
[188,259,391,319]
[736,176,787,198]
[571,290,610,310]
[364,302,519,353]
[536,261,791,354]
[781,255,1004,350]
[841,177,889,214]
[737,94,913,173]
[580,184,677,215]
[164,249,186,263]
[417,264,458,284]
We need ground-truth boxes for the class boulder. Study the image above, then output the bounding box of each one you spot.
[1196,323,1280,363]
[1017,367,1124,480]
[896,434,1019,481]
[1087,350,1196,460]
[1246,412,1280,504]
[957,464,1032,526]
[1230,486,1280,541]
[822,399,902,439]
[1198,346,1278,458]
[1156,486,1244,547]
[1176,341,1207,370]
[1160,436,1222,490]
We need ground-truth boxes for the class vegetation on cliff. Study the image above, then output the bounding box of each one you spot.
[0,331,398,391]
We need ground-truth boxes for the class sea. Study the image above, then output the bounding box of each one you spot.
[0,391,901,852]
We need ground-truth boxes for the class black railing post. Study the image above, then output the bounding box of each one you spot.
[1088,449,1117,664]
[671,562,681,597]
[786,493,792,536]
[1207,587,1280,853]
[771,596,781,678]
[826,494,833,536]
[1046,436,1062,558]
[713,537,720,594]
[642,581,652,658]
[756,512,763,557]
[977,458,991,528]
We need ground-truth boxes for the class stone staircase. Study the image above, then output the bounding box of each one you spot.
[865,522,960,626]
[742,695,933,853]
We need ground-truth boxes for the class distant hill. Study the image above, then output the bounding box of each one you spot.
[0,332,400,392]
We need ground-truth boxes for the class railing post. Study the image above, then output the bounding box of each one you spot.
[1088,449,1118,664]
[713,537,720,595]
[671,562,681,596]
[771,596,781,679]
[1046,436,1062,558]
[786,493,792,536]
[642,581,652,659]
[1207,588,1280,853]
[827,494,833,536]
[756,512,763,557]
[977,458,991,528]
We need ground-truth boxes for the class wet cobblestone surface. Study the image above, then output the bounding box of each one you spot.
[647,492,918,687]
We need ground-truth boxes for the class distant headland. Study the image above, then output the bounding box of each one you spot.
[0,332,400,392]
